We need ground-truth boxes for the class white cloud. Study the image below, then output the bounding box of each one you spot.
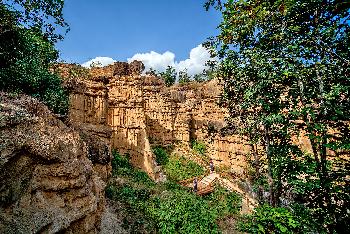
[127,51,175,73]
[127,44,215,75]
[176,45,214,76]
[81,45,216,76]
[82,56,116,68]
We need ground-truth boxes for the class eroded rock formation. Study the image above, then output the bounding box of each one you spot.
[0,93,106,233]
[143,76,251,175]
[64,61,251,179]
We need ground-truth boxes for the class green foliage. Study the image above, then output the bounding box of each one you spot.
[204,186,242,217]
[111,150,155,186]
[191,139,206,155]
[152,145,169,166]
[239,204,313,234]
[159,65,177,87]
[206,0,350,232]
[111,150,133,176]
[164,155,205,181]
[108,150,242,233]
[2,0,69,41]
[178,69,191,84]
[0,3,69,115]
[146,189,220,234]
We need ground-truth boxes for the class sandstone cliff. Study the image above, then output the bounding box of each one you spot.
[0,92,107,233]
[63,61,251,179]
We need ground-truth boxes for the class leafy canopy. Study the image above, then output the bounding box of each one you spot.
[0,1,69,114]
[205,0,350,233]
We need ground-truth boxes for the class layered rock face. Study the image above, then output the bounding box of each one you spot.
[64,67,112,182]
[65,62,251,178]
[107,62,156,178]
[143,77,250,175]
[0,93,106,233]
[66,62,159,180]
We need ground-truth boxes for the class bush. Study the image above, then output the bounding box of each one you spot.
[164,155,205,181]
[147,190,220,234]
[133,170,155,186]
[111,150,133,176]
[152,145,169,165]
[204,187,242,217]
[191,140,206,155]
[238,204,313,234]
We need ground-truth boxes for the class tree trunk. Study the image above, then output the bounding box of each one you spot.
[250,142,263,201]
[264,125,275,206]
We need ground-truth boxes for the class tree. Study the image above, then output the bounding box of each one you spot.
[1,0,69,41]
[206,0,350,232]
[178,69,191,84]
[145,67,157,76]
[159,66,177,87]
[0,1,69,114]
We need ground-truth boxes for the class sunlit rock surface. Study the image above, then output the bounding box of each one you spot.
[63,61,251,179]
[0,93,106,233]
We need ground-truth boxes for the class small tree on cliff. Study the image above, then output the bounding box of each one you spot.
[205,0,350,232]
[159,66,177,87]
[178,69,191,84]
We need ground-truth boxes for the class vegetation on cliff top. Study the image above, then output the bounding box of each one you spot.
[206,0,350,233]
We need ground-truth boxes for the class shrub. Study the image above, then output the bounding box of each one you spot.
[152,145,169,165]
[164,155,205,181]
[191,140,206,155]
[111,150,133,176]
[159,66,176,87]
[204,187,242,217]
[133,170,155,186]
[238,204,313,234]
[147,190,220,234]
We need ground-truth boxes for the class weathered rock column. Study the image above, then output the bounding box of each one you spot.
[107,61,157,179]
[65,73,112,182]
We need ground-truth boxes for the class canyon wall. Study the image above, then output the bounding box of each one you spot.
[143,76,250,175]
[65,62,251,179]
[65,62,160,180]
[64,61,335,181]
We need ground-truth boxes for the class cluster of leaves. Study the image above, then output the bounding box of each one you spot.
[107,150,242,234]
[152,145,169,166]
[0,2,69,115]
[158,66,177,87]
[1,0,69,42]
[110,150,155,186]
[191,139,207,156]
[205,0,350,232]
[238,204,316,234]
[164,154,205,181]
[149,64,217,87]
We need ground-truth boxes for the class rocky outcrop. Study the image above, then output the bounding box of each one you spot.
[63,62,251,179]
[65,62,159,180]
[0,92,106,233]
[143,77,251,176]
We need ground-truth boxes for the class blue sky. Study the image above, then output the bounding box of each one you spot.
[57,0,220,73]
[56,0,221,73]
